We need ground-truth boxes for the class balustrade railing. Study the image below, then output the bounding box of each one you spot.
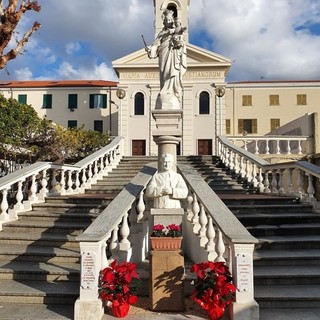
[75,160,258,319]
[228,135,313,156]
[218,135,320,202]
[0,137,123,229]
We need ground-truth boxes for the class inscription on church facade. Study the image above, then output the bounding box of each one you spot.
[120,71,222,80]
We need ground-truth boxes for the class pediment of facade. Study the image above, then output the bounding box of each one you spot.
[112,43,232,72]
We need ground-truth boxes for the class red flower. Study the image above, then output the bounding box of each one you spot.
[98,260,141,306]
[190,261,236,320]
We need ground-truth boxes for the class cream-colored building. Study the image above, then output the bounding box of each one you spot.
[0,0,319,157]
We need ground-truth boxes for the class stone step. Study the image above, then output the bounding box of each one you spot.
[0,260,80,281]
[255,235,320,250]
[253,249,320,266]
[0,280,79,304]
[230,204,313,214]
[235,212,320,226]
[219,194,299,205]
[18,211,99,223]
[0,231,79,248]
[254,265,320,285]
[1,219,88,234]
[248,223,320,237]
[32,202,107,213]
[0,244,80,263]
[254,285,320,308]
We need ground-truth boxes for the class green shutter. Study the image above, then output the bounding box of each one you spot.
[238,119,243,134]
[43,94,52,109]
[102,94,107,109]
[252,119,257,134]
[68,94,77,109]
[18,94,27,104]
[89,94,94,108]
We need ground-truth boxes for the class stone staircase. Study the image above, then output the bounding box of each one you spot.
[0,155,320,319]
[0,156,156,320]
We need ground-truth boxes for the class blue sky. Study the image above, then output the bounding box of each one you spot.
[1,0,320,82]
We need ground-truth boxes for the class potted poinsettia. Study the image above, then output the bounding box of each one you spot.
[190,261,236,320]
[150,224,183,250]
[98,260,141,318]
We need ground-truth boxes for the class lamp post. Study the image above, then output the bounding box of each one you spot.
[116,88,126,137]
[215,86,226,136]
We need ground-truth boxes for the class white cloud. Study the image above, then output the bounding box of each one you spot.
[0,0,319,82]
[14,68,33,80]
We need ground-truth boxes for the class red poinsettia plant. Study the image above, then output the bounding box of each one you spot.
[98,260,141,311]
[151,224,182,237]
[190,261,236,320]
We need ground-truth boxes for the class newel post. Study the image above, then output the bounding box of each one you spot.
[74,241,104,320]
[230,243,259,320]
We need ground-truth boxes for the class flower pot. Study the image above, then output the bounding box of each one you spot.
[150,236,182,250]
[111,302,130,318]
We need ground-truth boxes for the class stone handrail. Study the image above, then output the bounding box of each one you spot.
[0,137,123,229]
[218,135,320,202]
[178,163,258,315]
[74,162,157,320]
[228,135,313,155]
[75,160,259,319]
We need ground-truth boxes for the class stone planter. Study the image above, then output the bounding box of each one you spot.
[150,237,182,250]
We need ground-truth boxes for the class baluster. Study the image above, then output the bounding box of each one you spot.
[0,189,9,221]
[298,140,303,155]
[306,173,315,202]
[286,140,291,155]
[297,169,304,198]
[243,140,248,151]
[87,164,93,186]
[67,170,73,193]
[265,140,270,154]
[228,150,234,170]
[192,193,200,234]
[136,191,145,222]
[239,155,245,179]
[93,160,98,180]
[215,229,226,262]
[15,180,24,210]
[263,171,271,193]
[109,227,119,259]
[40,169,48,197]
[234,153,239,175]
[74,171,80,193]
[29,174,38,201]
[287,168,294,193]
[50,169,58,193]
[276,140,281,154]
[271,170,278,194]
[278,169,285,194]
[258,167,264,192]
[225,149,230,167]
[81,168,87,189]
[252,164,258,187]
[100,156,105,174]
[199,204,208,247]
[120,212,131,250]
[101,239,108,269]
[59,170,66,194]
[245,159,251,182]
[206,215,217,261]
[254,140,259,154]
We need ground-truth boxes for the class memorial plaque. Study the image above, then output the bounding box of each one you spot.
[81,251,96,290]
[236,254,252,292]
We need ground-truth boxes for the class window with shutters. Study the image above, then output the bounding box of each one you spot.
[199,91,210,114]
[68,120,77,128]
[242,95,252,106]
[270,118,280,132]
[269,95,279,106]
[42,94,52,109]
[94,120,103,133]
[68,94,78,109]
[238,119,257,134]
[134,92,144,115]
[18,94,27,104]
[225,119,231,134]
[297,94,307,105]
[89,94,107,109]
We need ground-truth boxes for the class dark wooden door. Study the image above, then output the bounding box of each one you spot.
[132,140,146,156]
[198,139,212,155]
